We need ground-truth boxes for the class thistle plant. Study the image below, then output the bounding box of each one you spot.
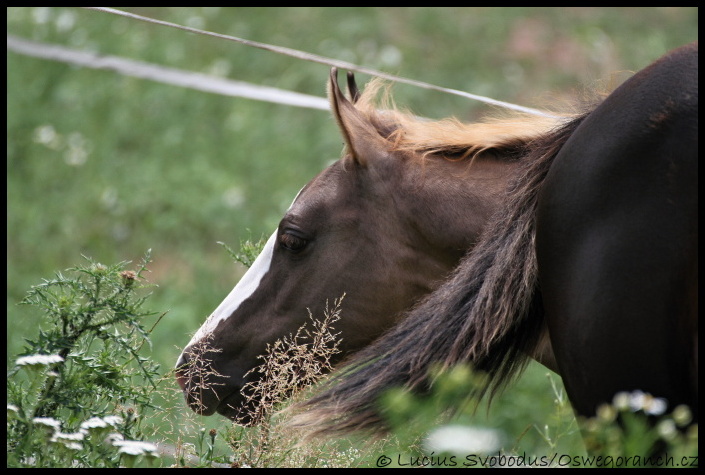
[7,251,163,468]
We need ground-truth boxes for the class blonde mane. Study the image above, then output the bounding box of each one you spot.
[352,78,570,160]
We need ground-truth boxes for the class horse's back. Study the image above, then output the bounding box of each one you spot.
[536,43,698,418]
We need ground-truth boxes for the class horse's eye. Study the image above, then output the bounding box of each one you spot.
[279,232,308,253]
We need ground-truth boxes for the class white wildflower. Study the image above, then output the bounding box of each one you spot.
[50,437,83,451]
[102,415,124,427]
[52,431,84,442]
[80,417,109,431]
[106,432,124,444]
[113,439,158,456]
[424,424,503,455]
[672,405,693,427]
[625,390,667,415]
[612,391,631,411]
[32,417,61,430]
[657,419,677,441]
[16,354,64,367]
[642,395,668,416]
[596,403,617,423]
[51,430,85,451]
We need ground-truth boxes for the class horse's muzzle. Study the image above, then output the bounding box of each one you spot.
[175,350,249,420]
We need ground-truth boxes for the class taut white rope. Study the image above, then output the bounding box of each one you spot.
[83,7,555,117]
[7,35,330,110]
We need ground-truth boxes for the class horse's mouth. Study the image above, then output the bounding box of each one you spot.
[180,389,221,417]
[176,373,243,419]
[177,377,256,423]
[215,393,258,425]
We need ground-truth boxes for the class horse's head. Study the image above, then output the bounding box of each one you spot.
[175,69,530,421]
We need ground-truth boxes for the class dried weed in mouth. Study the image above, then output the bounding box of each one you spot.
[178,333,227,415]
[236,294,345,426]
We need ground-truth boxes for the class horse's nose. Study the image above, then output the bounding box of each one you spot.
[175,352,189,391]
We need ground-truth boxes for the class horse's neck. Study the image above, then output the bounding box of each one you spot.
[399,154,519,261]
[395,154,561,375]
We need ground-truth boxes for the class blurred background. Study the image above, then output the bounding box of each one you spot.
[7,7,698,452]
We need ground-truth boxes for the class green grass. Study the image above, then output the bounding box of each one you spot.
[7,7,698,467]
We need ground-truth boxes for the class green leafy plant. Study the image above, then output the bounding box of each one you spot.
[579,391,698,468]
[372,363,698,468]
[218,233,269,269]
[7,252,164,468]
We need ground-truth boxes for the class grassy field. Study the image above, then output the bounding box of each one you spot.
[7,7,698,467]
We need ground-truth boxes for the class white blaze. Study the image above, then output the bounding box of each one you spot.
[180,188,304,355]
[183,231,277,349]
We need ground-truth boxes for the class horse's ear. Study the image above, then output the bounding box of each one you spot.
[347,71,361,104]
[328,68,391,166]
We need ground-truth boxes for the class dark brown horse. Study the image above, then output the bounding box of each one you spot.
[175,69,562,421]
[293,43,698,438]
[177,43,697,444]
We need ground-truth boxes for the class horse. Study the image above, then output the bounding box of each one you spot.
[175,69,563,422]
[177,43,697,443]
[292,42,698,440]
